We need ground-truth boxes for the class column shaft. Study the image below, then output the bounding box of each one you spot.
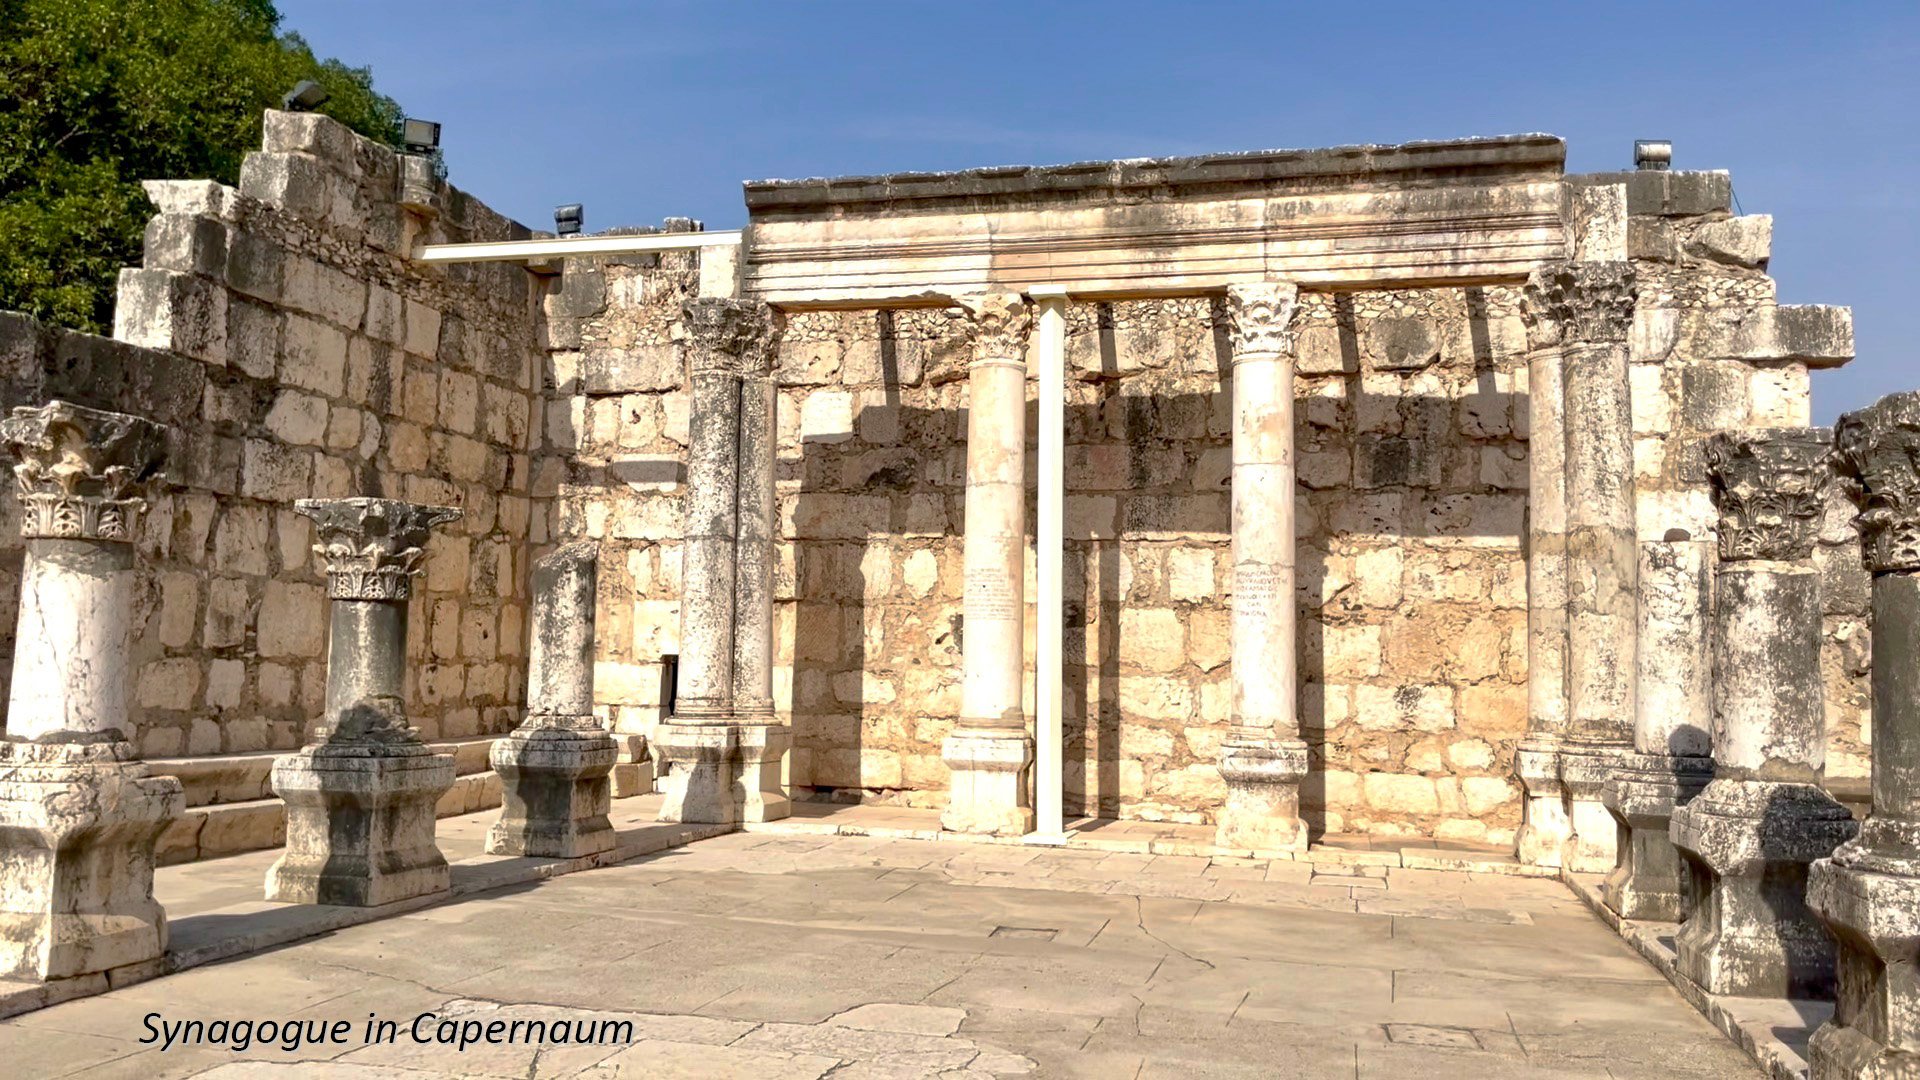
[7,541,136,740]
[943,293,1034,836]
[732,360,777,720]
[1538,263,1639,873]
[675,345,744,720]
[1515,327,1572,867]
[1214,281,1308,855]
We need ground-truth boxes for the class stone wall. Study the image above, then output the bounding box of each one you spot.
[0,110,545,756]
[549,257,1535,841]
[1588,169,1868,779]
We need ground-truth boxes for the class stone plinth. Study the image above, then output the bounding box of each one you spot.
[1671,428,1856,998]
[656,723,790,826]
[1671,780,1857,997]
[1603,539,1714,921]
[488,543,617,859]
[267,734,457,906]
[1214,738,1309,853]
[0,401,182,981]
[1514,741,1570,868]
[0,741,182,980]
[1809,393,1920,1078]
[267,499,461,907]
[943,294,1034,837]
[1214,281,1309,854]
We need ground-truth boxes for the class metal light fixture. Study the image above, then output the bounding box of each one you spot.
[282,80,329,112]
[554,204,584,236]
[402,118,441,155]
[1634,140,1673,171]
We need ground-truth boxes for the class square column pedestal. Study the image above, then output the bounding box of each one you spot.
[488,728,618,858]
[656,722,790,825]
[0,741,183,979]
[1670,780,1857,998]
[1601,752,1714,921]
[268,743,457,906]
[941,731,1034,837]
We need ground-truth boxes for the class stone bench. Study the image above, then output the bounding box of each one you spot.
[149,735,507,866]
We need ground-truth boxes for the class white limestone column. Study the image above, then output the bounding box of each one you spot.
[942,293,1035,836]
[728,305,789,823]
[0,401,183,980]
[1214,280,1309,855]
[1029,286,1069,843]
[1533,263,1641,873]
[1515,319,1572,868]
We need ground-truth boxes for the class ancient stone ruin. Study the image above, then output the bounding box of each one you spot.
[0,108,1909,1076]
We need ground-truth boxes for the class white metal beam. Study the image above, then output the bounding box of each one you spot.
[414,230,743,265]
[1027,285,1071,846]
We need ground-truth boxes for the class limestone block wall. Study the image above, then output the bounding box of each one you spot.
[1595,171,1868,779]
[552,263,1534,840]
[538,231,704,747]
[0,111,544,756]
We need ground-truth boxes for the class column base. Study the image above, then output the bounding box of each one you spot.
[655,721,791,826]
[266,743,456,907]
[0,741,183,981]
[1514,741,1570,869]
[485,720,618,859]
[1807,829,1920,1079]
[941,729,1033,837]
[607,732,656,799]
[1560,741,1631,873]
[1213,737,1309,855]
[1669,778,1859,998]
[1600,752,1714,922]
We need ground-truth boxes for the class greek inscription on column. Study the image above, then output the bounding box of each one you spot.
[1234,563,1284,621]
[968,574,1020,621]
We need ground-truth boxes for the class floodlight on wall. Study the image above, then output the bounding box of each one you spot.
[402,118,441,155]
[282,80,329,112]
[555,204,584,236]
[1635,140,1672,171]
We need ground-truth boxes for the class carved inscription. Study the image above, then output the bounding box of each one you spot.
[967,574,1020,622]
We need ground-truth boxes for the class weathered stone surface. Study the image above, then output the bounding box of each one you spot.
[488,543,617,858]
[268,499,462,906]
[1809,396,1920,1078]
[1671,428,1854,997]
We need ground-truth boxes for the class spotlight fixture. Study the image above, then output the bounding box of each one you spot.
[555,204,584,237]
[401,118,441,155]
[1634,139,1672,171]
[282,80,329,112]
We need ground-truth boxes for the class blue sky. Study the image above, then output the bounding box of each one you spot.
[280,1,1917,422]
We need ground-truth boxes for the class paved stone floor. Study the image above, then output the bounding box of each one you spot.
[0,832,1758,1078]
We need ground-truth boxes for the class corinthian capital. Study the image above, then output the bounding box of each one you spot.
[1836,391,1920,573]
[295,497,463,601]
[682,298,778,376]
[1706,427,1834,562]
[1224,281,1302,359]
[1522,262,1636,346]
[958,293,1030,365]
[1,400,166,543]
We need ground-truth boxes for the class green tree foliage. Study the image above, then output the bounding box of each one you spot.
[0,0,404,332]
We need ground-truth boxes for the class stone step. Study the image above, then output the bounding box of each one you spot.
[147,735,506,808]
[156,767,505,867]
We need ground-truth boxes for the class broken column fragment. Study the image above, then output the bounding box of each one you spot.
[1670,428,1856,998]
[487,542,618,858]
[1809,393,1920,1078]
[266,498,462,907]
[0,401,183,981]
